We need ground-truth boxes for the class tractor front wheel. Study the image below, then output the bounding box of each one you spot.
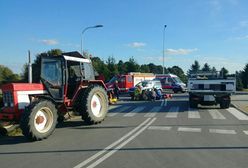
[20,100,58,141]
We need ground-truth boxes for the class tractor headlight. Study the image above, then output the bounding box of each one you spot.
[4,103,8,107]
[10,103,14,107]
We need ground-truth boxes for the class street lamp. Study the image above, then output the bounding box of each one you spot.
[162,25,167,74]
[81,24,103,55]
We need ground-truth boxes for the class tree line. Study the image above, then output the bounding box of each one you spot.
[0,49,248,91]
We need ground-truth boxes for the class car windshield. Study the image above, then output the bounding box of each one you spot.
[173,77,183,83]
[108,76,117,83]
[136,81,149,87]
[41,58,62,86]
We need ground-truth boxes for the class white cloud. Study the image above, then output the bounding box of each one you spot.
[235,35,248,40]
[40,39,59,45]
[165,48,198,55]
[128,42,146,48]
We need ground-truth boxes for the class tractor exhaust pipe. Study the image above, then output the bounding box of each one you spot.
[28,50,32,83]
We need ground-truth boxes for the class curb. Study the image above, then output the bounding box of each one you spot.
[231,102,248,116]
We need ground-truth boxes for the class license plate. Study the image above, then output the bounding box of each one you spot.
[204,95,215,101]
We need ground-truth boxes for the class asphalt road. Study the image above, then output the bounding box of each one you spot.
[1,94,248,168]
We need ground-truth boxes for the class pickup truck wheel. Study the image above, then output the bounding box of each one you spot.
[220,100,230,109]
[20,100,58,141]
[189,101,198,108]
[220,96,230,109]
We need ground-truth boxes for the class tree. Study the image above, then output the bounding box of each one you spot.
[188,60,200,75]
[168,66,187,83]
[125,57,140,72]
[241,63,248,88]
[220,67,228,78]
[21,49,62,82]
[0,65,20,85]
[202,63,211,72]
[140,64,150,73]
[91,56,110,81]
[106,56,119,77]
[236,71,244,91]
[117,60,127,74]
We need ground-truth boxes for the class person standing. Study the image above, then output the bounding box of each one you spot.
[114,80,120,99]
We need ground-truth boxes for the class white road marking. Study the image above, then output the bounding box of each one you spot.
[243,130,248,135]
[107,106,131,117]
[165,106,179,118]
[188,108,200,119]
[160,100,167,106]
[124,106,146,117]
[178,127,202,133]
[148,126,172,131]
[208,109,226,120]
[73,118,153,168]
[227,108,248,120]
[144,106,161,117]
[108,105,120,111]
[209,129,236,135]
[83,118,156,168]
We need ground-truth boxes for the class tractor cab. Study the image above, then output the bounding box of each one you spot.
[41,51,95,102]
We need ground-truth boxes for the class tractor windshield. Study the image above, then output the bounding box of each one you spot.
[41,58,62,86]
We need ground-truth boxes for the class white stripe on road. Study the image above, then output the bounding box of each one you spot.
[208,109,226,120]
[124,106,146,117]
[209,129,236,135]
[227,108,248,120]
[108,105,120,111]
[188,108,200,119]
[73,118,153,168]
[160,100,167,106]
[144,106,161,117]
[107,106,131,117]
[165,107,179,118]
[85,118,156,168]
[148,126,172,131]
[243,130,248,135]
[178,127,202,133]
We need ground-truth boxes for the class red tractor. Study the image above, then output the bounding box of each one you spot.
[0,51,109,141]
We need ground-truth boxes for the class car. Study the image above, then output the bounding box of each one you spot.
[128,80,162,99]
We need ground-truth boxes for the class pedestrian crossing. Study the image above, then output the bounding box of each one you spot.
[108,105,248,121]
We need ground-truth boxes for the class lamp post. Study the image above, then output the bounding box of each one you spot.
[162,25,167,74]
[81,25,103,55]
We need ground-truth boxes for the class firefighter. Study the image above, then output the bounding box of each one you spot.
[134,85,142,100]
[113,80,120,99]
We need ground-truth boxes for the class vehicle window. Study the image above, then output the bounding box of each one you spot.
[41,59,62,85]
[168,78,173,83]
[84,62,95,80]
[173,77,182,83]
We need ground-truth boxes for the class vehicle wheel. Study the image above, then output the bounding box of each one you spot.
[189,100,198,108]
[20,100,58,141]
[78,85,108,125]
[220,100,230,109]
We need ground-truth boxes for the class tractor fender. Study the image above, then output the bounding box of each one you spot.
[88,80,107,90]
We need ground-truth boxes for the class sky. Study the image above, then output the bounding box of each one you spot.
[1,0,248,74]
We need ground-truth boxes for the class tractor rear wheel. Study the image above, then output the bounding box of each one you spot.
[78,85,108,125]
[20,100,58,141]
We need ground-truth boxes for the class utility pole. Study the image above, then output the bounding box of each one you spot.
[28,50,32,83]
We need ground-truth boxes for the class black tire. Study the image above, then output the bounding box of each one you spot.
[20,100,58,141]
[189,100,198,108]
[189,94,198,108]
[220,100,230,109]
[78,85,108,125]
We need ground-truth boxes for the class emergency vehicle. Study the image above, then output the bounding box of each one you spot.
[105,72,155,92]
[155,74,187,93]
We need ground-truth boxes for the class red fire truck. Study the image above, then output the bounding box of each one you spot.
[105,72,155,92]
